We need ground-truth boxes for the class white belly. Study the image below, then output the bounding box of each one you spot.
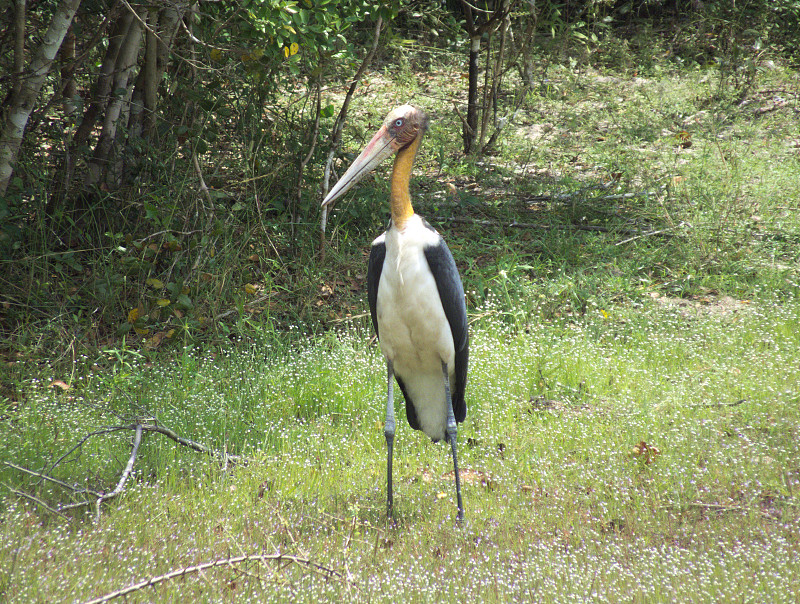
[376,218,456,440]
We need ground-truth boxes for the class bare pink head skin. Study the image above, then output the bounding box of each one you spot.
[322,105,429,208]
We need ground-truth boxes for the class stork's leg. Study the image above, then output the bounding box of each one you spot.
[384,359,396,518]
[442,361,464,521]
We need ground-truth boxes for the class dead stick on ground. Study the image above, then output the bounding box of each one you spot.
[46,426,132,477]
[4,420,247,519]
[689,399,747,409]
[440,215,673,237]
[615,229,671,246]
[3,460,104,497]
[192,151,213,210]
[134,229,204,244]
[1,483,74,521]
[661,502,745,512]
[94,423,142,521]
[81,553,347,604]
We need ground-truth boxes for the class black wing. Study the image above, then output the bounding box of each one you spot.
[367,237,386,339]
[422,223,469,423]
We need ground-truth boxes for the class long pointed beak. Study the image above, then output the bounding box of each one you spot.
[322,125,398,207]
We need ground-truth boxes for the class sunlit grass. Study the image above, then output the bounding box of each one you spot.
[2,297,800,601]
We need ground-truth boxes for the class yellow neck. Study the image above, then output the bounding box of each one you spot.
[390,136,421,229]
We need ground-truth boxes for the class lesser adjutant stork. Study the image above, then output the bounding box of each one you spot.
[322,105,469,521]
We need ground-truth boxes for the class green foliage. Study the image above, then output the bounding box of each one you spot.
[2,7,798,381]
[214,0,399,79]
[705,0,800,54]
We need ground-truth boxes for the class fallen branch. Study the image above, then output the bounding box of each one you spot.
[753,99,788,115]
[452,102,473,139]
[213,292,274,322]
[192,150,214,211]
[520,182,664,205]
[662,500,791,521]
[438,215,671,237]
[4,418,246,520]
[440,215,607,231]
[4,460,103,498]
[81,553,347,604]
[1,482,74,522]
[46,426,132,478]
[665,502,746,513]
[615,229,672,246]
[689,399,747,409]
[134,229,204,244]
[93,423,141,520]
[140,421,245,464]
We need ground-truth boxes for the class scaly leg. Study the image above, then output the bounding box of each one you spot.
[442,361,464,521]
[384,359,396,518]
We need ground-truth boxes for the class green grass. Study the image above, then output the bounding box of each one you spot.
[2,299,800,601]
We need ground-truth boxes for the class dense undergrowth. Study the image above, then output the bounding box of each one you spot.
[1,4,799,372]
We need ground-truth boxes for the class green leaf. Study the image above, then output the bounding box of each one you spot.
[176,294,193,310]
[144,202,160,222]
[116,322,133,336]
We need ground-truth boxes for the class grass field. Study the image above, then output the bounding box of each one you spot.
[2,301,800,601]
[2,27,800,603]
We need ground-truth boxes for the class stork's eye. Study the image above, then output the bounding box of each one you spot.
[394,119,404,127]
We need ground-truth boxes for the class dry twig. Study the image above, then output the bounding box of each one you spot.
[92,423,142,520]
[615,229,672,246]
[321,15,384,247]
[4,418,246,520]
[81,553,348,604]
[438,215,670,238]
[689,399,747,409]
[1,482,74,521]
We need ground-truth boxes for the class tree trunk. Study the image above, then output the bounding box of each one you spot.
[478,33,492,151]
[11,0,26,101]
[464,34,480,155]
[60,27,78,116]
[83,7,143,191]
[48,4,132,212]
[456,0,512,156]
[128,7,157,141]
[142,8,158,137]
[0,0,83,196]
[129,2,184,139]
[155,3,184,76]
[479,3,510,153]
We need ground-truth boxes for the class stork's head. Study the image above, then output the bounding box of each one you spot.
[322,105,429,207]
